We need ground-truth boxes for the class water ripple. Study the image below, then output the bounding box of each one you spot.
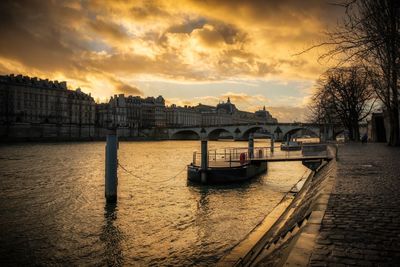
[0,141,307,266]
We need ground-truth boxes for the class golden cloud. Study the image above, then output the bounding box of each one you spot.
[0,0,344,119]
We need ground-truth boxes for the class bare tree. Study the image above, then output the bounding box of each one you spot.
[308,80,340,126]
[309,66,376,141]
[303,0,400,145]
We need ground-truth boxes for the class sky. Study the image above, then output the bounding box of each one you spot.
[0,0,344,122]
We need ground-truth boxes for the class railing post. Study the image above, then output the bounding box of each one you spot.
[193,151,196,165]
[270,137,274,154]
[105,128,118,203]
[248,133,254,159]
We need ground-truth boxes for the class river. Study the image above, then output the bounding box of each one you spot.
[0,140,309,266]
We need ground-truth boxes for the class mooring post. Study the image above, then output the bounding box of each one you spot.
[270,136,274,154]
[200,138,208,184]
[105,128,118,203]
[199,128,208,184]
[248,133,254,159]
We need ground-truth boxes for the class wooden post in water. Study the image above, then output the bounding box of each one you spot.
[248,133,254,159]
[200,128,208,184]
[105,128,118,203]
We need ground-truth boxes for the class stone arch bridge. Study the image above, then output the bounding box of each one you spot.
[167,123,337,141]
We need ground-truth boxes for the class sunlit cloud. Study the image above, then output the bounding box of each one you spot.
[0,0,344,121]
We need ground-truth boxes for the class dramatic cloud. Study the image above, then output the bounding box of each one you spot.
[268,106,308,123]
[111,78,143,96]
[0,0,345,121]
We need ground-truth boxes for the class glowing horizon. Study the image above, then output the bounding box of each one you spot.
[0,0,344,122]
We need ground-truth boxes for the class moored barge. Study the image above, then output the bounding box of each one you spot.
[187,161,267,184]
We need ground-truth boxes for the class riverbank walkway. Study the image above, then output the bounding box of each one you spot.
[254,142,400,266]
[308,142,400,265]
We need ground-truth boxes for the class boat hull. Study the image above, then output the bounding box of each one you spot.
[187,162,267,184]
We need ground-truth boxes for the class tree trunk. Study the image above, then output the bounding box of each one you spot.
[353,122,360,142]
[348,125,354,141]
[389,107,400,146]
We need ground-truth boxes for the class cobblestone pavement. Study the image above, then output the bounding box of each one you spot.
[310,143,400,266]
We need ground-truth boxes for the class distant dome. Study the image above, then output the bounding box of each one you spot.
[216,97,237,114]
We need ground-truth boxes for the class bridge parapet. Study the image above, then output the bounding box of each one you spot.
[167,123,329,141]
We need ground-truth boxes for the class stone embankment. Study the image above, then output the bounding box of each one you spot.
[219,143,400,266]
[218,148,337,266]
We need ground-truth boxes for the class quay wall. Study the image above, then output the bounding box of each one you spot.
[0,123,170,142]
[218,157,336,266]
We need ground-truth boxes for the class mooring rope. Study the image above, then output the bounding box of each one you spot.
[118,162,186,183]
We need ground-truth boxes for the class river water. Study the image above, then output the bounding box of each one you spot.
[0,140,308,266]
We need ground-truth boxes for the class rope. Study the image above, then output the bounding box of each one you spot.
[118,162,186,183]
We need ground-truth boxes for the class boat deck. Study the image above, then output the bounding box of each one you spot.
[191,144,335,168]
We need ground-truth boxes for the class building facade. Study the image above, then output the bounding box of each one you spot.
[142,96,166,128]
[0,74,278,140]
[95,94,167,137]
[0,74,95,139]
[166,104,202,127]
[194,97,278,127]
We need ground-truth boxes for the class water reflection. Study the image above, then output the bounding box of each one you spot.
[196,186,211,224]
[101,203,123,266]
[0,141,308,265]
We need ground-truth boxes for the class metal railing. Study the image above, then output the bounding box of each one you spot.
[192,143,331,168]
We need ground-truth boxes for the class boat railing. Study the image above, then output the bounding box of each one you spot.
[192,148,252,168]
[191,143,331,168]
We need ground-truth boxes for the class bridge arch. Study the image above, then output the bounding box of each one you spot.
[208,128,234,140]
[241,126,263,140]
[282,127,319,141]
[171,130,200,140]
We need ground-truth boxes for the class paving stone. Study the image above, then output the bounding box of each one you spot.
[338,257,357,265]
[309,143,400,266]
[355,260,373,266]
